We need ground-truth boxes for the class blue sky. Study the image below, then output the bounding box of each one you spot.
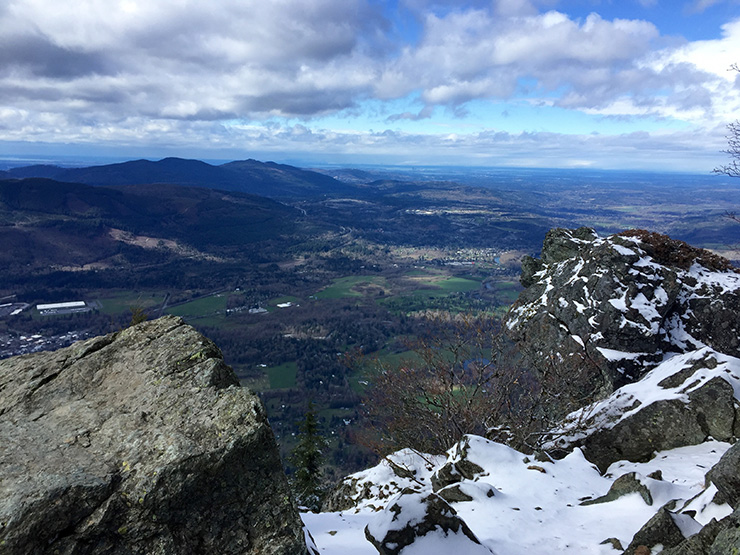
[1,0,739,171]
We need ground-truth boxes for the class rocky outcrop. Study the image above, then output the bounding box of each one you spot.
[321,449,443,513]
[319,229,740,554]
[364,490,492,555]
[430,435,487,492]
[512,229,740,554]
[507,228,740,414]
[0,316,307,554]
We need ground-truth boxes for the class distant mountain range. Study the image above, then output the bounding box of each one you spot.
[2,157,352,198]
[0,177,305,273]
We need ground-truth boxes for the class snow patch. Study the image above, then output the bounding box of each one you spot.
[689,263,740,294]
[596,348,647,362]
[305,437,731,554]
[611,244,637,256]
[608,289,628,311]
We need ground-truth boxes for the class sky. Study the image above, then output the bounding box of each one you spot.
[1,0,740,171]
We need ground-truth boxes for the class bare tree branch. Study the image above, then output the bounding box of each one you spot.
[713,66,740,178]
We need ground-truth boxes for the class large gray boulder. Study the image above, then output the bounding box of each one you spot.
[0,316,307,554]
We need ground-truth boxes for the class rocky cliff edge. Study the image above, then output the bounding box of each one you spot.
[0,315,307,555]
[506,227,740,410]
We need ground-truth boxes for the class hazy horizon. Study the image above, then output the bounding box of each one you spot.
[1,1,739,172]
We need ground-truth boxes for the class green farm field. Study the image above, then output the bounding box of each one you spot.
[267,362,299,389]
[315,276,388,299]
[97,291,166,315]
[167,293,228,318]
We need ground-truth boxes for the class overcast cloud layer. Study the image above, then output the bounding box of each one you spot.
[1,0,739,170]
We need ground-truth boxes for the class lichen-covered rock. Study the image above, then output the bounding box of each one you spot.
[506,228,740,417]
[707,522,740,554]
[659,518,724,555]
[655,508,740,555]
[0,316,307,554]
[364,491,492,555]
[635,445,740,555]
[540,226,599,265]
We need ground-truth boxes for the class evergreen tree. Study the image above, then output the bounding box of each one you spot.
[289,402,328,511]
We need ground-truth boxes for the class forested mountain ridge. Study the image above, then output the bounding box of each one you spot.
[0,177,303,273]
[5,157,351,198]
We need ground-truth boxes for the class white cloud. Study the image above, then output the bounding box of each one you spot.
[0,0,739,170]
[611,17,740,123]
[371,8,674,114]
[0,0,388,120]
[1,1,678,122]
[0,109,729,172]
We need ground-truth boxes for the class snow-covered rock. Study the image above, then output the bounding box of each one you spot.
[545,347,740,471]
[306,436,731,554]
[506,228,740,413]
[364,491,492,555]
[321,449,446,513]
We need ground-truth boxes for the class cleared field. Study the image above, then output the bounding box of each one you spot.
[411,276,481,297]
[372,348,420,368]
[97,291,165,315]
[167,294,228,317]
[487,280,522,304]
[188,314,227,327]
[267,361,298,389]
[267,295,300,311]
[315,276,387,299]
[436,276,482,292]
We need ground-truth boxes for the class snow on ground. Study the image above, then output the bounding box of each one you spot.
[303,438,731,554]
[607,441,733,526]
[334,449,447,511]
[302,512,378,555]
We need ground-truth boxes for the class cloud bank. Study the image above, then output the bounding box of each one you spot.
[1,0,739,169]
